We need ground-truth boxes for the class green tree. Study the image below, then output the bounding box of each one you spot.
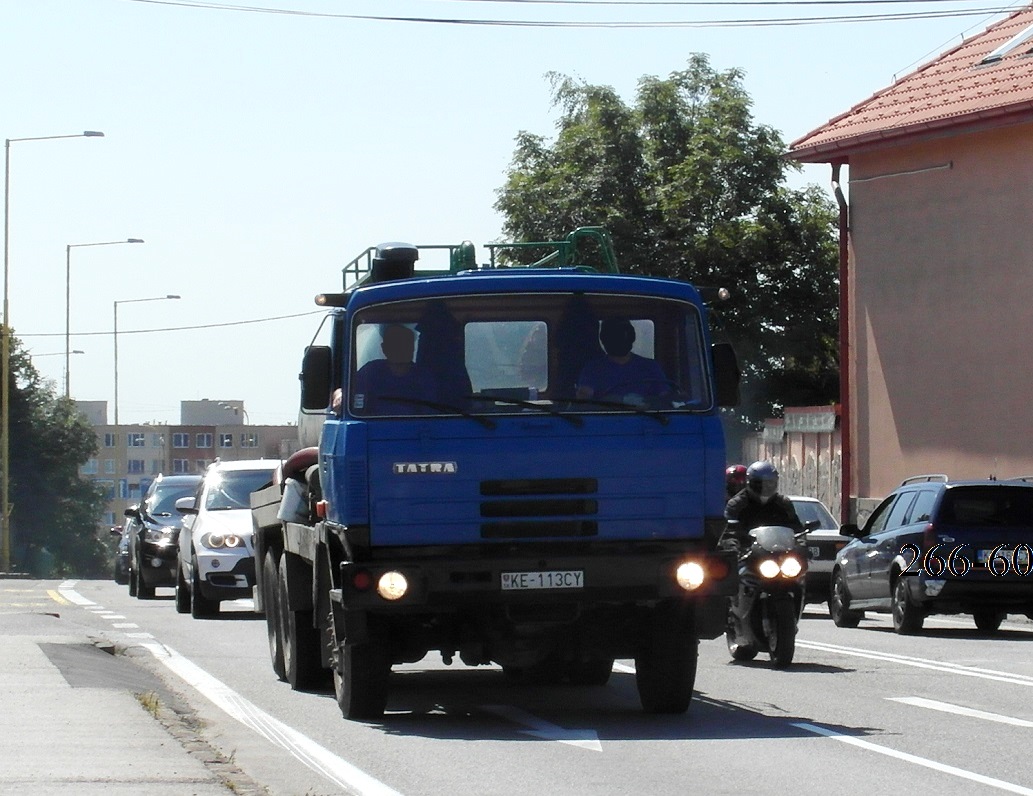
[4,334,107,576]
[495,54,839,440]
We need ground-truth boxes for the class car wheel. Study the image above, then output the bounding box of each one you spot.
[190,555,220,618]
[128,564,138,597]
[174,564,191,614]
[135,554,154,599]
[891,577,924,635]
[972,608,1006,633]
[263,551,286,681]
[829,570,863,628]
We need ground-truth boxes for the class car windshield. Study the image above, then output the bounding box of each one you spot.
[147,482,200,516]
[791,498,838,530]
[205,469,275,511]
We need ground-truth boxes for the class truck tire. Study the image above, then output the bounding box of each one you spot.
[332,612,391,720]
[768,599,797,669]
[190,555,220,618]
[634,604,698,714]
[263,552,286,681]
[278,553,323,690]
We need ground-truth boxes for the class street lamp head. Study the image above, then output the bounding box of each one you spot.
[83,131,105,137]
[127,238,144,244]
[166,294,180,300]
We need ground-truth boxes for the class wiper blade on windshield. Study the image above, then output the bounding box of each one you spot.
[373,395,496,429]
[561,397,669,425]
[467,394,583,427]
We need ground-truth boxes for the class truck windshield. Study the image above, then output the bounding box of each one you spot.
[348,292,712,418]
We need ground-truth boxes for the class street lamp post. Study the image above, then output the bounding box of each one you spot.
[66,239,143,397]
[2,130,104,572]
[113,294,180,427]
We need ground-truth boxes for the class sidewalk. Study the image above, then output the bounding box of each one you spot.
[0,605,259,795]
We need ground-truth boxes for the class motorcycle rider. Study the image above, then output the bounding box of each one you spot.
[722,461,803,631]
[725,464,747,501]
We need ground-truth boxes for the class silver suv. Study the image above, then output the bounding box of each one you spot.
[830,476,1033,634]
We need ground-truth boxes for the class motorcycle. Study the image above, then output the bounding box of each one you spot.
[725,523,814,669]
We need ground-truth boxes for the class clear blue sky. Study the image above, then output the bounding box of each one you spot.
[3,1,1020,425]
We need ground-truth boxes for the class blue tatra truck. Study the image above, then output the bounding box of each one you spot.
[251,227,740,720]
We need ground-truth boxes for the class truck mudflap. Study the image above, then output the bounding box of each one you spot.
[331,546,737,638]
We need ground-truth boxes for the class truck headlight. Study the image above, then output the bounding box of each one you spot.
[377,571,408,601]
[675,560,705,591]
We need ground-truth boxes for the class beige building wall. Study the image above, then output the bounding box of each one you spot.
[846,124,1033,501]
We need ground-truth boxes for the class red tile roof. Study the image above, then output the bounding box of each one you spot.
[790,6,1033,163]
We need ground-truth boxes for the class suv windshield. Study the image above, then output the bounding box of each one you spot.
[938,486,1033,526]
[205,469,276,511]
[348,292,711,418]
[146,481,201,516]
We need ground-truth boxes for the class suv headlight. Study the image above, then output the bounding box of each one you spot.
[199,532,245,550]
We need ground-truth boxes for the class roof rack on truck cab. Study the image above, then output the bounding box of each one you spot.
[340,226,619,289]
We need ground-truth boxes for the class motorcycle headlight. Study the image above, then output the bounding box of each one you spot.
[780,556,803,578]
[758,558,781,579]
[200,532,245,550]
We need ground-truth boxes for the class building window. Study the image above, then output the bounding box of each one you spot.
[196,459,210,472]
[128,484,141,500]
[172,432,190,448]
[104,433,116,447]
[102,512,115,526]
[127,459,145,474]
[196,433,213,449]
[104,459,115,474]
[151,460,162,475]
[81,459,98,475]
[118,479,129,499]
[240,432,259,449]
[152,433,164,447]
[173,459,190,474]
[127,433,145,447]
[219,433,234,448]
[98,480,115,500]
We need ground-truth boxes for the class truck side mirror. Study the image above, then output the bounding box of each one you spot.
[300,345,333,411]
[711,342,740,407]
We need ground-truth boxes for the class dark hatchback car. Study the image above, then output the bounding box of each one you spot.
[829,476,1033,634]
[126,473,203,598]
[790,495,853,605]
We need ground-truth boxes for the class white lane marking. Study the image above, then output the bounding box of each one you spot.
[793,722,1033,795]
[142,642,404,796]
[59,582,402,796]
[483,705,602,751]
[112,623,139,629]
[58,581,95,606]
[798,640,1033,686]
[889,697,1033,727]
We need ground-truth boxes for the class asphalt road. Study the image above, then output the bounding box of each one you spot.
[9,579,1033,796]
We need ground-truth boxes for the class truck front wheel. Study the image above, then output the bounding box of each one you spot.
[332,612,391,720]
[634,604,698,714]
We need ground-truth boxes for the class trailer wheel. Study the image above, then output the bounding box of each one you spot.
[332,611,391,720]
[278,553,323,690]
[263,551,286,681]
[634,603,698,714]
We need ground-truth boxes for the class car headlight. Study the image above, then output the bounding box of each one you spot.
[143,526,177,544]
[199,532,245,550]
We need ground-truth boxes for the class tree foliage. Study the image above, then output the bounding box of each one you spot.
[3,333,107,575]
[495,54,839,437]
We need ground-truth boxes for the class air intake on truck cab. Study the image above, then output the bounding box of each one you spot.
[370,242,419,283]
[479,478,598,538]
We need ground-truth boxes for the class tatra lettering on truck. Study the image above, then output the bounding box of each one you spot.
[251,226,741,720]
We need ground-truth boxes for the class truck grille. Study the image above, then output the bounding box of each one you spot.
[479,478,598,538]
